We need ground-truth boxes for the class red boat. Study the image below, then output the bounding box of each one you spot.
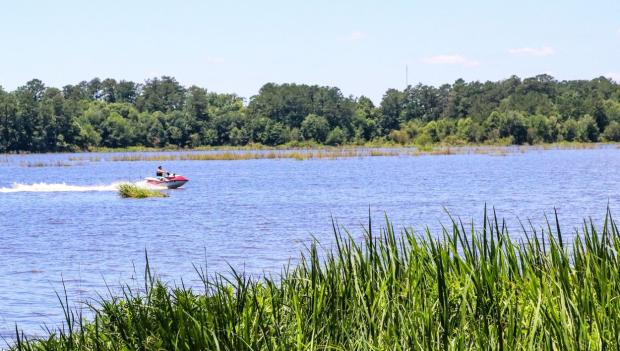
[145,175,189,189]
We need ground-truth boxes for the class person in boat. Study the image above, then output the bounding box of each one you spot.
[156,166,169,178]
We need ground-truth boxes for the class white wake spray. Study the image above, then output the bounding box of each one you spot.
[0,181,163,193]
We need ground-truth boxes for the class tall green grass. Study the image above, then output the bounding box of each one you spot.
[11,209,620,350]
[118,183,168,198]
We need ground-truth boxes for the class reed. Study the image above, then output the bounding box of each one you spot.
[107,149,405,162]
[11,209,620,350]
[17,143,614,165]
[110,154,178,162]
[21,160,74,167]
[117,183,168,198]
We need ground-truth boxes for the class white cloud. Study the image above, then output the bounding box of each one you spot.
[421,54,480,67]
[508,46,555,57]
[339,31,366,42]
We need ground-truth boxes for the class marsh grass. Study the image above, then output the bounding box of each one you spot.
[20,161,75,167]
[108,149,403,162]
[11,209,620,350]
[67,156,101,162]
[117,183,168,198]
[9,143,614,165]
[102,143,615,162]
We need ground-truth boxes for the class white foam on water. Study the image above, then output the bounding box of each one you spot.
[0,181,163,193]
[135,180,168,190]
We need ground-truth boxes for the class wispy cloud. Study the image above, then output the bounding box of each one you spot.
[339,31,366,42]
[421,54,480,67]
[508,46,555,57]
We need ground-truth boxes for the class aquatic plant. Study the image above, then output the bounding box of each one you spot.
[11,209,620,350]
[20,160,75,167]
[117,183,168,198]
[107,148,406,162]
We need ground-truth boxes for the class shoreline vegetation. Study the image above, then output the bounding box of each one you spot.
[7,142,616,167]
[11,210,620,350]
[5,139,614,154]
[1,75,620,154]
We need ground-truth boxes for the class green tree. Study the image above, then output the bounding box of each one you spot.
[76,123,102,149]
[145,112,167,147]
[603,121,620,141]
[576,115,599,142]
[14,79,46,151]
[379,89,404,133]
[87,78,103,100]
[248,83,354,131]
[116,80,138,103]
[262,121,288,145]
[0,87,18,151]
[137,76,186,113]
[0,75,618,152]
[185,86,210,122]
[210,111,246,145]
[101,78,118,103]
[301,114,330,142]
[101,112,133,147]
[401,84,444,122]
[455,118,481,143]
[483,111,527,144]
[352,96,380,141]
[561,119,578,141]
[603,100,620,123]
[326,127,347,145]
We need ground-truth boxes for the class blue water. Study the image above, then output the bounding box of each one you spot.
[1,147,619,339]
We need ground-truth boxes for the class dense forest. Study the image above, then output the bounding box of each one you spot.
[1,75,619,152]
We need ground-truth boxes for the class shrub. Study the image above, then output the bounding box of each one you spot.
[603,121,620,142]
[325,127,347,146]
[388,129,410,144]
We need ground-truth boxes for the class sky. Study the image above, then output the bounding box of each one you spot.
[1,0,619,102]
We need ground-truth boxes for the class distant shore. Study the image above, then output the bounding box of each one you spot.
[2,141,616,156]
[3,142,617,168]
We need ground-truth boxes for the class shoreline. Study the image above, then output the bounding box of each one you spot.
[2,141,617,156]
[2,142,617,167]
[3,142,617,166]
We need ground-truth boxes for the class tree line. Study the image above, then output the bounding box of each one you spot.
[1,74,619,152]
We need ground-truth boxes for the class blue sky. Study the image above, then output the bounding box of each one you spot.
[1,0,618,102]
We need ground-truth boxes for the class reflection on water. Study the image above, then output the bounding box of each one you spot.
[0,147,619,338]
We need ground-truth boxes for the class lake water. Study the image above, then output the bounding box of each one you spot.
[1,147,619,339]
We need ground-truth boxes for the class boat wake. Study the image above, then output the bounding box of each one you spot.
[0,181,162,193]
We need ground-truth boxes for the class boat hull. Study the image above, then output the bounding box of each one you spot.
[145,175,189,189]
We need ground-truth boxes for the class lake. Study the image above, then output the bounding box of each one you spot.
[1,146,619,339]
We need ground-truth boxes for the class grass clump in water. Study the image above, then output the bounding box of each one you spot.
[11,209,620,350]
[118,183,167,198]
